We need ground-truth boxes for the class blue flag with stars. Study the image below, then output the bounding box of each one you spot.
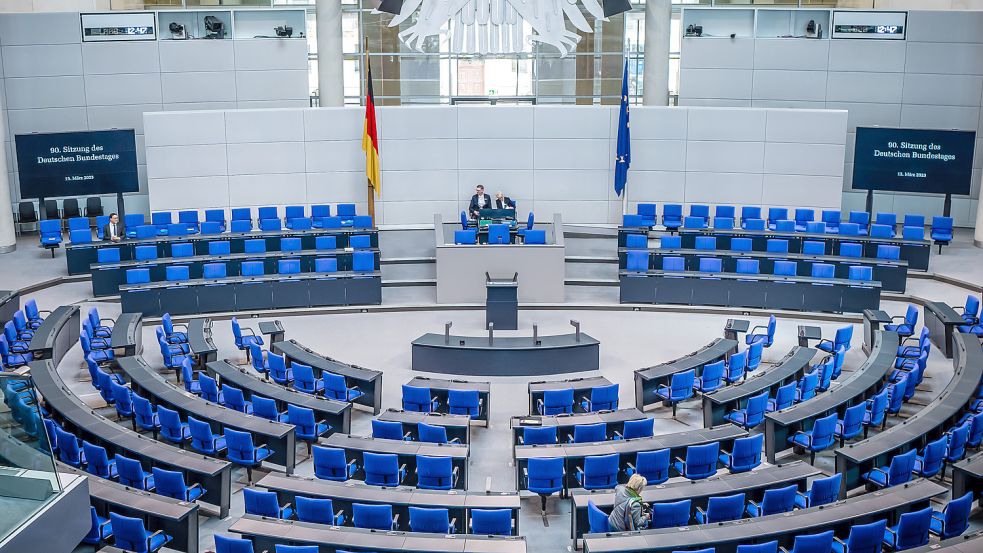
[614,60,631,197]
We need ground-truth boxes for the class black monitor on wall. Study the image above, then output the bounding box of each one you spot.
[14,129,140,199]
[852,127,975,195]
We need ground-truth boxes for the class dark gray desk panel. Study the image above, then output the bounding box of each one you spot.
[903,532,983,553]
[116,356,296,474]
[620,248,909,293]
[528,376,612,416]
[673,228,931,271]
[924,301,964,359]
[206,360,351,434]
[68,228,379,275]
[764,331,900,463]
[187,318,217,370]
[378,409,472,444]
[274,340,383,415]
[90,248,377,297]
[570,461,821,545]
[952,452,983,505]
[837,333,983,492]
[0,290,19,324]
[259,320,285,345]
[583,478,947,553]
[28,305,80,367]
[412,332,601,377]
[513,425,747,492]
[407,376,492,424]
[29,360,232,518]
[511,409,648,445]
[704,347,816,428]
[320,433,469,489]
[862,310,892,355]
[110,313,144,357]
[634,338,737,411]
[620,271,881,314]
[58,462,199,553]
[231,515,527,553]
[257,472,519,534]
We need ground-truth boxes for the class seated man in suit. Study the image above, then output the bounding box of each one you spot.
[469,184,492,219]
[494,191,515,210]
[103,213,123,242]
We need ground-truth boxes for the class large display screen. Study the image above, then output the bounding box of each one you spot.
[15,130,140,199]
[852,127,975,195]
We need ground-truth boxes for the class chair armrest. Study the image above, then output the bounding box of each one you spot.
[101,317,117,324]
[673,456,685,465]
[890,316,907,322]
[749,325,767,334]
[626,461,636,470]
[316,419,328,427]
[398,463,407,474]
[241,327,257,336]
[614,430,624,438]
[747,499,759,509]
[536,398,544,413]
[403,431,412,441]
[884,527,897,539]
[567,433,575,443]
[187,482,202,493]
[252,444,269,460]
[279,503,292,516]
[695,506,706,517]
[448,437,461,444]
[98,518,112,529]
[449,517,457,533]
[868,466,889,479]
[148,530,166,544]
[791,430,811,445]
[795,492,809,506]
[391,513,400,530]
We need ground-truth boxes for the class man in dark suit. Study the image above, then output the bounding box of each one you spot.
[468,184,492,219]
[494,191,515,210]
[103,213,122,242]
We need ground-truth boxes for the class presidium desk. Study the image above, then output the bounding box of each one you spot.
[433,213,565,304]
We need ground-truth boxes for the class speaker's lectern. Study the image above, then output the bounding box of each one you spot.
[486,272,518,330]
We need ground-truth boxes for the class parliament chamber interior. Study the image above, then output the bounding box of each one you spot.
[0,2,982,553]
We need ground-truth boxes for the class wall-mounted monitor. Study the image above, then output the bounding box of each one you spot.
[831,11,906,40]
[852,127,975,195]
[15,130,140,199]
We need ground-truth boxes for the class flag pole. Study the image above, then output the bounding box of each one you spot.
[363,36,376,220]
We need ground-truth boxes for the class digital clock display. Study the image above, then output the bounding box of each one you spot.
[833,24,904,35]
[84,26,154,36]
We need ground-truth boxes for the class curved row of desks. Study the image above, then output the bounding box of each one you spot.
[407,376,492,425]
[115,356,297,474]
[273,340,383,414]
[0,289,19,325]
[319,433,470,490]
[618,247,909,292]
[377,409,472,444]
[57,461,200,553]
[528,376,613,416]
[510,408,648,446]
[66,226,379,275]
[620,270,881,314]
[256,472,520,534]
[704,346,816,428]
[91,247,380,296]
[583,478,947,553]
[634,337,737,411]
[28,305,81,367]
[764,331,900,463]
[835,333,983,493]
[570,461,822,546]
[205,360,352,435]
[230,514,527,553]
[512,425,747,492]
[410,331,601,377]
[30,359,233,518]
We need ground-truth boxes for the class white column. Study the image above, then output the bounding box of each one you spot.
[974,197,983,248]
[643,0,671,106]
[0,96,15,254]
[316,0,345,107]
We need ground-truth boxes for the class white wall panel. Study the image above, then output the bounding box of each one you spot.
[823,102,902,132]
[458,139,534,170]
[88,104,162,134]
[227,142,305,175]
[144,111,227,146]
[0,13,80,46]
[379,171,458,201]
[687,108,765,142]
[161,72,237,104]
[679,69,753,100]
[457,170,535,199]
[906,10,983,43]
[236,100,310,110]
[233,39,308,71]
[82,42,159,75]
[827,40,907,73]
[751,70,827,102]
[534,107,614,139]
[225,109,306,143]
[379,107,457,139]
[84,74,163,106]
[533,170,610,201]
[6,107,87,135]
[684,172,763,205]
[905,42,983,76]
[751,100,826,110]
[229,173,307,207]
[4,76,85,109]
[533,139,611,170]
[900,105,981,131]
[631,108,687,140]
[902,74,983,107]
[630,140,688,172]
[765,110,848,145]
[145,144,227,179]
[305,141,363,173]
[762,174,843,208]
[626,171,687,204]
[753,39,829,71]
[679,99,752,108]
[304,108,362,141]
[681,38,755,70]
[1,44,82,77]
[381,139,458,171]
[686,141,765,173]
[235,70,308,101]
[382,201,459,225]
[148,176,229,210]
[457,106,534,139]
[532,200,609,224]
[764,143,845,177]
[158,40,235,73]
[305,172,366,204]
[826,72,905,104]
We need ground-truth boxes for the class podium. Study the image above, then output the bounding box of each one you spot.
[486,273,518,330]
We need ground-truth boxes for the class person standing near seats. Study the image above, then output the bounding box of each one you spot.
[494,191,515,210]
[103,213,122,242]
[469,184,492,219]
[608,474,650,531]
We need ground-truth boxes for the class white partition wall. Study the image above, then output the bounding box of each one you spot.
[679,8,983,226]
[145,105,847,226]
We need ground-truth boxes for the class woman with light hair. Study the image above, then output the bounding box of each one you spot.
[608,473,650,531]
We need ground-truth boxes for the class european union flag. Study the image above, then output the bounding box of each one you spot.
[614,59,631,197]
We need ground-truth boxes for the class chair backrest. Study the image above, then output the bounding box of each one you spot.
[870,223,894,238]
[839,222,861,236]
[744,218,765,231]
[671,369,695,399]
[371,419,404,440]
[116,454,147,489]
[527,457,564,492]
[312,446,351,481]
[663,256,685,271]
[761,483,796,515]
[932,216,953,232]
[409,506,453,533]
[651,499,691,528]
[768,207,788,224]
[251,395,280,421]
[416,454,454,489]
[487,224,510,244]
[876,244,900,260]
[588,384,619,411]
[278,259,300,275]
[713,216,734,229]
[244,487,282,518]
[542,388,574,415]
[353,502,393,530]
[573,423,607,443]
[110,512,151,552]
[744,393,769,428]
[902,225,925,240]
[840,403,866,438]
[699,360,724,389]
[806,221,826,234]
[938,492,973,539]
[586,501,609,533]
[225,428,257,463]
[622,418,654,439]
[790,530,834,553]
[581,453,619,489]
[663,204,682,221]
[699,257,722,273]
[706,492,746,523]
[623,214,646,227]
[215,534,255,553]
[402,385,435,412]
[893,506,933,549]
[454,229,477,245]
[447,389,480,417]
[660,235,681,249]
[625,250,649,272]
[295,496,335,525]
[683,441,719,478]
[523,426,557,445]
[806,473,841,507]
[418,422,449,444]
[832,325,853,351]
[801,240,824,255]
[811,263,834,279]
[730,433,763,469]
[766,239,788,253]
[152,466,188,499]
[242,261,265,276]
[773,382,797,410]
[353,251,374,272]
[947,421,970,461]
[731,237,752,252]
[695,236,716,250]
[846,519,888,553]
[715,205,735,219]
[363,451,400,485]
[774,260,797,276]
[634,448,670,483]
[741,206,761,222]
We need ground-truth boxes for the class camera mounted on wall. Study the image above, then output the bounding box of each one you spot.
[274,25,293,38]
[685,24,703,37]
[204,16,225,39]
[168,22,186,39]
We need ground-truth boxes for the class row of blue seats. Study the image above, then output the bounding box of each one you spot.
[626,204,947,237]
[956,295,983,337]
[585,492,974,552]
[238,486,513,535]
[626,252,875,281]
[99,234,371,265]
[123,254,376,286]
[0,299,49,368]
[213,539,360,553]
[629,234,905,261]
[145,204,362,234]
[454,226,546,245]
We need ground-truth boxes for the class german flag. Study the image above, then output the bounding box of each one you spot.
[362,62,381,196]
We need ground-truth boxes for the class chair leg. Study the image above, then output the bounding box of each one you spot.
[672,402,677,419]
[246,466,253,484]
[809,451,816,465]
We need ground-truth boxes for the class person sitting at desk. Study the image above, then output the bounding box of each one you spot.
[469,184,492,219]
[103,213,122,242]
[494,191,515,210]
